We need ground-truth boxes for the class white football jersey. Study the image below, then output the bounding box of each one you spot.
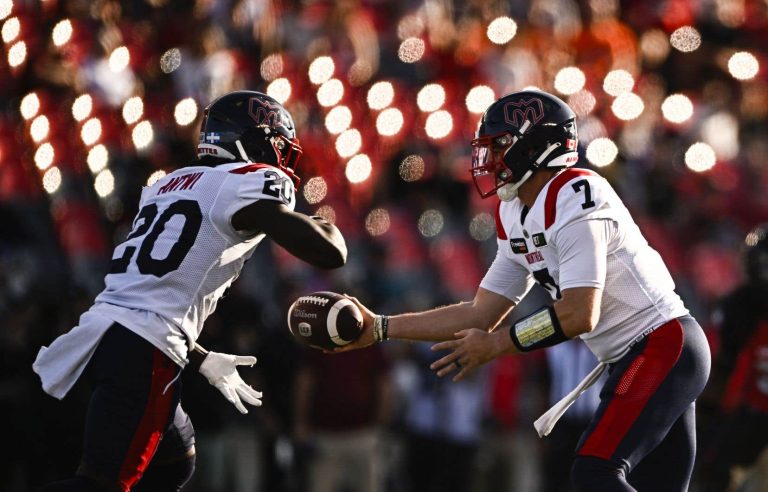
[480,167,688,362]
[94,161,296,365]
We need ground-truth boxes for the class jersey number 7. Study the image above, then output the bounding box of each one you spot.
[110,199,202,277]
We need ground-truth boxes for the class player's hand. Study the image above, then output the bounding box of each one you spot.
[327,295,376,352]
[430,328,506,381]
[199,351,263,414]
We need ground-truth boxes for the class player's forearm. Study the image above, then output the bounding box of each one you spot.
[387,301,488,342]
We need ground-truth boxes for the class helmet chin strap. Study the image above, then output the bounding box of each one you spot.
[497,169,533,201]
[235,140,250,162]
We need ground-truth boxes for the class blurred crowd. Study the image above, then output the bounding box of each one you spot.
[2,0,768,490]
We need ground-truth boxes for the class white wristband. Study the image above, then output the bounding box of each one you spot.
[373,315,389,342]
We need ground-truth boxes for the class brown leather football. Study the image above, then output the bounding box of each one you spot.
[287,291,363,350]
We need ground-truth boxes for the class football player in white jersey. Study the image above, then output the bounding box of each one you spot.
[33,91,347,491]
[338,90,710,491]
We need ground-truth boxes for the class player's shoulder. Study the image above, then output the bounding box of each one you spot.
[534,167,616,230]
[495,197,527,240]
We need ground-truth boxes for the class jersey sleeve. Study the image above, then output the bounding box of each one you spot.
[479,250,534,304]
[214,165,298,239]
[552,218,613,291]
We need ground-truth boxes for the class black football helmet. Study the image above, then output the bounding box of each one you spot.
[744,223,768,284]
[198,90,303,186]
[471,90,578,200]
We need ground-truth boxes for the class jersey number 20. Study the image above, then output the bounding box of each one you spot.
[110,199,202,277]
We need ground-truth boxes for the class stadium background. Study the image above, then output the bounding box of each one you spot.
[1,0,767,490]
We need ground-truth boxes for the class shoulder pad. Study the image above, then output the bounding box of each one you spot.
[534,168,618,232]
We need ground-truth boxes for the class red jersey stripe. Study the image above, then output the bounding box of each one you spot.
[577,319,684,460]
[544,168,594,229]
[229,163,273,174]
[495,201,508,240]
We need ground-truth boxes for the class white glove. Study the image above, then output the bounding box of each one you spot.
[199,351,263,414]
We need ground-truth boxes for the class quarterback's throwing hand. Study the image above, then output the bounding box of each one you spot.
[199,351,263,414]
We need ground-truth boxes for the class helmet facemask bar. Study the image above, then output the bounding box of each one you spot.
[270,133,303,188]
[470,120,533,199]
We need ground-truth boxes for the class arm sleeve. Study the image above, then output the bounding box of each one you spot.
[479,249,534,304]
[553,219,613,291]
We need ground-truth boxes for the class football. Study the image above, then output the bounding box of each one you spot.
[287,291,364,350]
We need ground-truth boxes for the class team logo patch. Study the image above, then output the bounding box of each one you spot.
[504,98,545,128]
[202,132,221,143]
[510,238,528,254]
[532,233,547,247]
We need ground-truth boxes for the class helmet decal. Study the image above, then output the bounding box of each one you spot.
[248,97,287,129]
[504,98,545,128]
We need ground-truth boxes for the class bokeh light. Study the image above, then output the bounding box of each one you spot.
[554,67,586,95]
[94,169,115,198]
[160,48,181,73]
[146,170,166,186]
[469,213,495,241]
[425,110,453,139]
[640,29,670,64]
[486,16,517,44]
[466,85,495,114]
[398,37,425,63]
[20,92,40,120]
[52,19,72,46]
[34,143,54,170]
[109,46,130,72]
[266,77,291,103]
[30,115,50,143]
[308,56,335,84]
[260,53,283,81]
[42,166,62,194]
[611,92,644,120]
[81,117,102,146]
[376,107,404,136]
[568,90,596,117]
[71,94,93,121]
[335,129,362,158]
[122,96,144,124]
[132,121,154,149]
[324,106,352,134]
[586,138,618,167]
[367,81,394,110]
[365,208,391,236]
[399,154,425,182]
[345,154,372,183]
[315,205,336,224]
[8,39,26,67]
[661,94,694,123]
[728,51,759,80]
[685,142,716,172]
[317,78,344,107]
[603,69,634,96]
[418,209,444,238]
[703,112,739,161]
[87,144,108,173]
[0,0,11,21]
[2,16,19,43]
[670,26,701,52]
[303,177,328,204]
[174,98,198,126]
[416,84,446,112]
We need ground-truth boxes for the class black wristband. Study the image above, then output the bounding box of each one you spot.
[509,305,568,352]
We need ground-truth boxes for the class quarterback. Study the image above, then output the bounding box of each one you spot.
[341,90,711,491]
[33,91,347,491]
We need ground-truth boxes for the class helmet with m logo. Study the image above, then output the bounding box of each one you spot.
[470,90,578,200]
